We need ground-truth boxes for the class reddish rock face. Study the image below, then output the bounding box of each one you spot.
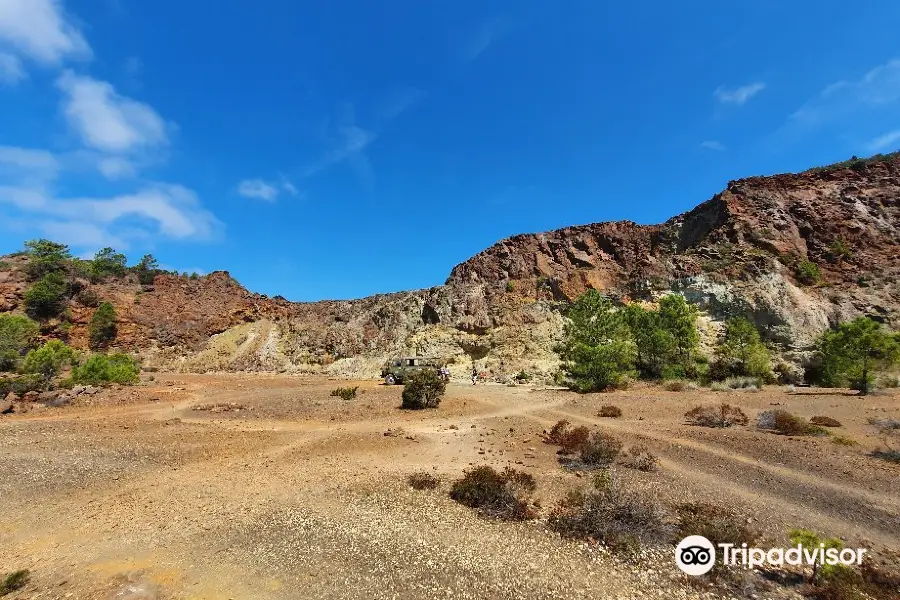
[1,153,899,368]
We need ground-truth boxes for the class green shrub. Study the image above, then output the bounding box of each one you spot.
[407,472,440,490]
[0,569,29,596]
[623,295,700,380]
[580,431,623,466]
[400,369,446,409]
[132,254,161,285]
[0,374,44,396]
[330,386,359,400]
[71,353,140,386]
[829,239,853,262]
[818,317,900,395]
[0,314,39,371]
[22,340,76,383]
[796,259,821,285]
[24,272,69,319]
[449,466,537,520]
[713,318,773,381]
[22,239,70,280]
[561,290,635,392]
[513,370,531,382]
[89,247,127,281]
[789,529,847,584]
[549,470,669,552]
[89,302,117,349]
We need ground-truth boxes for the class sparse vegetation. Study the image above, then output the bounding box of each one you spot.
[711,318,773,382]
[449,466,537,520]
[24,272,69,319]
[330,386,359,400]
[549,470,669,552]
[663,379,696,391]
[0,373,44,396]
[796,259,821,285]
[89,302,118,349]
[818,317,900,395]
[546,420,572,445]
[0,569,30,596]
[400,369,446,409]
[621,445,658,472]
[560,290,635,392]
[676,503,757,551]
[831,435,858,447]
[0,314,39,372]
[598,404,622,418]
[810,416,842,428]
[22,239,71,280]
[407,472,440,490]
[869,418,900,462]
[685,404,749,428]
[70,353,140,386]
[559,426,591,455]
[89,247,127,281]
[22,340,77,384]
[724,376,763,390]
[829,239,853,262]
[579,431,623,466]
[758,410,827,436]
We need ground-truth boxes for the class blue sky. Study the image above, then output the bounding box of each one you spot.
[1,1,899,300]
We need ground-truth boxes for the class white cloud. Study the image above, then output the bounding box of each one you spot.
[0,52,24,84]
[0,146,58,174]
[714,82,766,105]
[0,182,220,249]
[700,140,726,151]
[96,156,136,179]
[868,130,900,152]
[281,179,299,196]
[791,59,900,125]
[238,179,279,201]
[57,70,169,153]
[0,0,91,64]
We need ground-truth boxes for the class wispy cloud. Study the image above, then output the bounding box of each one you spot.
[868,130,900,153]
[57,70,169,154]
[460,17,512,62]
[700,140,726,151]
[237,177,300,201]
[790,59,900,126]
[0,146,59,176]
[0,0,91,64]
[714,82,766,105]
[0,52,25,85]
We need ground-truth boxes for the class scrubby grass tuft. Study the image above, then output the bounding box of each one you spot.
[598,405,622,418]
[0,570,29,596]
[407,472,440,490]
[330,386,359,400]
[810,416,842,428]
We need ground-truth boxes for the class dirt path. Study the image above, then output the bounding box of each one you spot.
[1,374,897,599]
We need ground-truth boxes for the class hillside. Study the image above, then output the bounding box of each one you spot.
[2,153,899,380]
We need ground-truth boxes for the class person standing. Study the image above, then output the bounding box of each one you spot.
[471,365,478,386]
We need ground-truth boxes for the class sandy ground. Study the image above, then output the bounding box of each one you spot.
[1,374,898,599]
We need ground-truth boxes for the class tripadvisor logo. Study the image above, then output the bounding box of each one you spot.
[675,536,868,575]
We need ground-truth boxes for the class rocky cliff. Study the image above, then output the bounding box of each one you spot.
[2,153,899,381]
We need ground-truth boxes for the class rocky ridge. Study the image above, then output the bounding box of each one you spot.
[2,154,899,380]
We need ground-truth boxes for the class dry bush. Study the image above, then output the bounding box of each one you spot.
[549,470,669,552]
[330,386,359,400]
[407,472,440,490]
[831,435,858,447]
[710,381,731,392]
[663,379,697,392]
[599,405,622,418]
[0,570,29,595]
[810,416,842,428]
[580,431,623,466]
[449,466,537,520]
[192,402,249,413]
[621,445,658,472]
[546,419,571,444]
[675,503,757,549]
[725,376,763,391]
[559,426,591,455]
[685,404,749,428]
[758,410,827,436]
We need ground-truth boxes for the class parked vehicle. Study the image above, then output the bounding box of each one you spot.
[381,356,440,385]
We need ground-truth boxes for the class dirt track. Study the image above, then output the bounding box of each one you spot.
[1,374,898,599]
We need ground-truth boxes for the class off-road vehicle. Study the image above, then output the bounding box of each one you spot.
[381,356,439,385]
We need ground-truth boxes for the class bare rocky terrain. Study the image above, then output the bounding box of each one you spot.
[3,154,900,380]
[1,375,898,599]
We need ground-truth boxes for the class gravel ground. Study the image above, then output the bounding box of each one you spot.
[0,373,897,599]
